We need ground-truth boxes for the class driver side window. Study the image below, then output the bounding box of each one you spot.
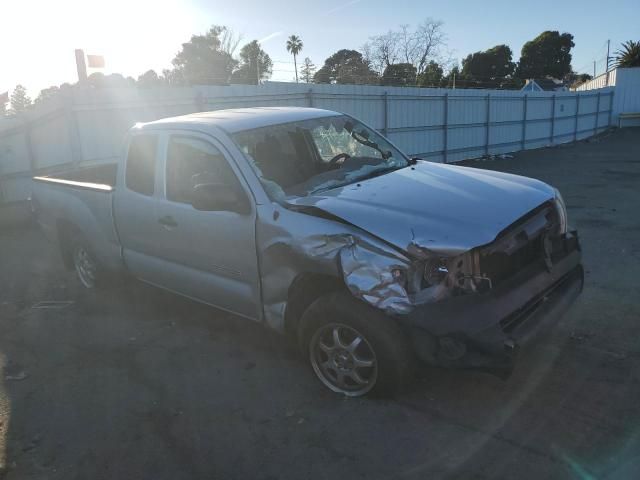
[165,136,239,205]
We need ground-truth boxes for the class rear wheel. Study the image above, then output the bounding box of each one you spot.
[70,235,99,289]
[300,292,413,397]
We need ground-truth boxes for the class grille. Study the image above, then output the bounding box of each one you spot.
[478,203,556,286]
[480,236,544,286]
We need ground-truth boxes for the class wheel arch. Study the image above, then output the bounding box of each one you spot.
[283,272,347,339]
[56,219,84,269]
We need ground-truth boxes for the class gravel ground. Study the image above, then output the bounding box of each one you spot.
[1,128,639,480]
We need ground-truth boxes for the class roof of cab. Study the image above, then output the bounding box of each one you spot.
[137,107,340,134]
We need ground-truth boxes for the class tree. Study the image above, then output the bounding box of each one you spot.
[363,30,400,74]
[517,31,574,79]
[461,45,516,87]
[417,61,444,87]
[137,70,163,88]
[615,40,640,68]
[363,19,447,76]
[382,63,417,86]
[9,85,31,114]
[565,72,592,89]
[171,25,240,85]
[314,49,379,84]
[286,35,303,83]
[412,19,447,75]
[444,66,460,88]
[231,40,273,84]
[300,57,316,83]
[86,72,135,89]
[161,68,185,86]
[34,86,60,105]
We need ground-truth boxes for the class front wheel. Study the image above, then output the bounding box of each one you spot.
[299,292,413,397]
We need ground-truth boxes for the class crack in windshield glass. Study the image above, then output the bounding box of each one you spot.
[232,115,408,198]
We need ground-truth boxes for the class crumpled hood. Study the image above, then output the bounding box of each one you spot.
[286,161,555,255]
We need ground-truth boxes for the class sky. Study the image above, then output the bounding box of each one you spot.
[1,0,638,97]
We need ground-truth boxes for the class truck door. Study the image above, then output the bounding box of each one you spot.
[149,132,261,321]
[113,133,168,281]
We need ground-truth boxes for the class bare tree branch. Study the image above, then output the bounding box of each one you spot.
[414,18,446,74]
[398,25,418,66]
[362,19,447,76]
[362,30,400,74]
[220,27,242,56]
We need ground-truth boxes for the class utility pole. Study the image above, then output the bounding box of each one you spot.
[452,72,456,89]
[593,60,596,78]
[75,49,87,83]
[605,39,611,86]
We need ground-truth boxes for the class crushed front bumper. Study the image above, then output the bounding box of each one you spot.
[402,232,583,371]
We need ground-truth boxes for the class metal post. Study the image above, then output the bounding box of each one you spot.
[485,93,491,156]
[521,94,528,151]
[594,91,601,135]
[383,91,389,136]
[443,93,449,163]
[608,91,613,127]
[574,94,580,142]
[550,94,556,144]
[307,88,313,107]
[24,122,36,173]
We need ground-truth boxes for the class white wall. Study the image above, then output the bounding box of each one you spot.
[0,82,615,204]
[611,68,640,124]
[575,67,640,124]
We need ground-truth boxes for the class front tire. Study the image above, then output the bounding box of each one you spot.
[299,292,413,397]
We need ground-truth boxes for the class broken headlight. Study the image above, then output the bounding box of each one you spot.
[553,188,568,234]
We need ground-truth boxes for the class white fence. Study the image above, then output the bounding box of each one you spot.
[575,71,615,91]
[0,82,614,206]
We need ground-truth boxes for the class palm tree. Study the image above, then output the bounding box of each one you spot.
[286,35,303,83]
[615,40,640,68]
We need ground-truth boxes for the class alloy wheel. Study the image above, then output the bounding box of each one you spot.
[309,323,377,396]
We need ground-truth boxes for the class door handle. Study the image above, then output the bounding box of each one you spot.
[158,215,178,228]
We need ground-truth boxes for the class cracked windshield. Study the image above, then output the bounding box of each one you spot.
[1,0,639,478]
[233,115,408,197]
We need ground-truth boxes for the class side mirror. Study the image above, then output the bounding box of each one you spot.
[190,183,247,213]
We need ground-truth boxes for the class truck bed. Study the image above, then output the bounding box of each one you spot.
[31,162,123,273]
[33,163,118,191]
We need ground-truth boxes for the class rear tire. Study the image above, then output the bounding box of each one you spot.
[69,234,101,289]
[299,292,413,397]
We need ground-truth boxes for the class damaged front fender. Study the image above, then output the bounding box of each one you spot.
[339,240,413,314]
[257,203,418,331]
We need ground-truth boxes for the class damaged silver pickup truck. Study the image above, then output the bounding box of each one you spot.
[32,107,583,396]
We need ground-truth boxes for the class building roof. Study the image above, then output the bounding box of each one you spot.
[522,78,565,92]
[141,107,340,134]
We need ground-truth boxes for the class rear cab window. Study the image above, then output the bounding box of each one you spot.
[126,135,157,195]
